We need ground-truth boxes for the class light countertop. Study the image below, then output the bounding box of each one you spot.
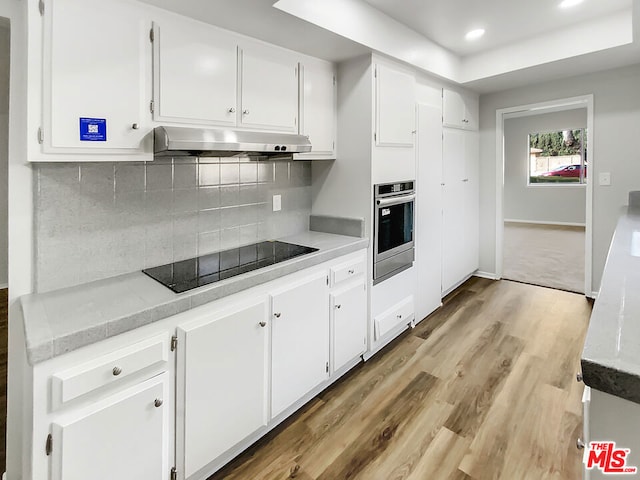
[20,230,368,365]
[582,202,640,404]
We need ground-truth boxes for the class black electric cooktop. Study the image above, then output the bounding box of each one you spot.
[142,241,319,293]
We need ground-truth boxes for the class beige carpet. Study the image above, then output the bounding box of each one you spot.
[503,222,585,293]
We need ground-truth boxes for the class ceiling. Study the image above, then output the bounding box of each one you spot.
[139,0,639,94]
[362,0,632,57]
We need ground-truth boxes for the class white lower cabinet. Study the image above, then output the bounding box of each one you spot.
[176,300,269,479]
[331,280,367,372]
[271,273,330,418]
[28,250,368,480]
[583,387,640,480]
[50,372,170,480]
[442,128,479,293]
[374,296,414,341]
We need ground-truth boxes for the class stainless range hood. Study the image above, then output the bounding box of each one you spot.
[153,126,312,159]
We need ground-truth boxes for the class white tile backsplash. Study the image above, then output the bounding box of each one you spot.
[34,157,312,293]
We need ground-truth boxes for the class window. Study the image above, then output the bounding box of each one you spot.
[528,129,587,185]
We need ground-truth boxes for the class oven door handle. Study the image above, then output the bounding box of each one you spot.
[376,194,416,207]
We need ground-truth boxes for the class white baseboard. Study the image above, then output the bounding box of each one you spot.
[504,218,586,227]
[474,271,499,280]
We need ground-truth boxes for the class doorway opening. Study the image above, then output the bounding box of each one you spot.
[495,96,594,297]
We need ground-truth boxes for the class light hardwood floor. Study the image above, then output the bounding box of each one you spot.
[210,278,592,480]
[1,288,7,474]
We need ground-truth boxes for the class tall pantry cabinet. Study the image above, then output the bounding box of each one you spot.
[441,89,480,294]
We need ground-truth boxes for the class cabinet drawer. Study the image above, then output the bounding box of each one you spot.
[374,296,414,340]
[331,257,366,286]
[51,334,169,409]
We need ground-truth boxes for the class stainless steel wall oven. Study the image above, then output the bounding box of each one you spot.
[373,181,415,284]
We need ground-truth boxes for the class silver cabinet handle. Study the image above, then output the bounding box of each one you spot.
[335,304,342,309]
[227,107,236,113]
[112,366,122,376]
[274,312,281,318]
[577,438,585,450]
[577,373,583,382]
[259,321,267,327]
[243,109,250,115]
[462,179,469,182]
[131,123,139,130]
[397,314,402,319]
[376,194,416,207]
[154,398,163,408]
[348,269,355,274]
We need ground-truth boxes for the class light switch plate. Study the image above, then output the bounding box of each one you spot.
[599,172,611,186]
[273,194,282,212]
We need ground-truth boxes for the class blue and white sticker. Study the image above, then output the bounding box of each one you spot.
[79,117,107,142]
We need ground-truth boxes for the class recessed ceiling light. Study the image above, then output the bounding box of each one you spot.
[465,28,485,41]
[559,0,584,8]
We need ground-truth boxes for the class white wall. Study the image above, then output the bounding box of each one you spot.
[504,108,587,225]
[479,63,640,292]
[0,23,9,287]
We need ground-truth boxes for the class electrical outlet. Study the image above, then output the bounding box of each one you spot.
[272,194,282,212]
[599,172,611,186]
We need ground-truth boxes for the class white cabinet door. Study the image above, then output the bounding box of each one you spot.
[416,103,443,321]
[442,129,467,292]
[299,61,336,158]
[50,372,170,480]
[332,281,367,372]
[43,0,148,152]
[240,44,299,132]
[375,64,415,147]
[271,273,329,418]
[443,89,478,131]
[463,131,480,275]
[442,89,466,129]
[442,129,480,293]
[176,300,269,479]
[153,19,238,125]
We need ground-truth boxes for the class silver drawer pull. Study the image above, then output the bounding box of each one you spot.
[131,123,139,130]
[348,269,355,274]
[259,321,267,327]
[577,438,585,450]
[154,398,163,408]
[335,304,342,309]
[577,373,583,382]
[274,312,281,318]
[397,314,402,319]
[112,366,122,376]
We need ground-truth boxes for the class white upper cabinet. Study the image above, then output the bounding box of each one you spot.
[240,43,299,133]
[298,59,336,159]
[375,64,415,147]
[42,0,149,154]
[152,19,237,126]
[442,89,478,131]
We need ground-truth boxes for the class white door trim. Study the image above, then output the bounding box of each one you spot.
[495,94,594,297]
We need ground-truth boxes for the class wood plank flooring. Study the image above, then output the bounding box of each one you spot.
[209,278,592,480]
[0,288,7,475]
